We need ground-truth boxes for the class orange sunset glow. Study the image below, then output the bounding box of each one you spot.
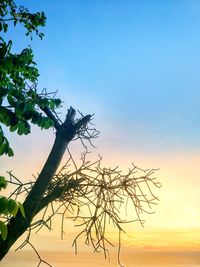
[1,1,200,267]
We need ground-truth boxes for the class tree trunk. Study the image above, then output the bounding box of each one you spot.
[0,107,91,261]
[0,128,72,260]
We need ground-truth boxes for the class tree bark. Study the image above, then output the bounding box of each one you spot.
[0,133,70,260]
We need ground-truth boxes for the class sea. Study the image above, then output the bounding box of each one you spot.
[1,250,200,267]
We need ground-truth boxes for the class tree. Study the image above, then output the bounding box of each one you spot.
[0,1,161,266]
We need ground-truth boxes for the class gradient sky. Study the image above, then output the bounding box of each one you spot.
[1,0,200,251]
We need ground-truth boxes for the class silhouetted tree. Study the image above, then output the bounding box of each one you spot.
[0,1,160,266]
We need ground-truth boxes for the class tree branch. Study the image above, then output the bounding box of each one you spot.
[40,106,60,130]
[0,18,15,22]
[0,107,92,259]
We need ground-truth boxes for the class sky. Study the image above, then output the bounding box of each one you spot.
[1,0,200,253]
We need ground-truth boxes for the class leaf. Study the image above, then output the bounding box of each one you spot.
[8,200,18,217]
[38,98,48,108]
[0,143,7,155]
[53,98,61,107]
[0,133,4,145]
[24,110,34,120]
[0,196,8,214]
[10,124,18,132]
[16,102,27,116]
[0,176,7,190]
[49,99,55,110]
[18,202,25,218]
[7,147,14,157]
[7,95,16,106]
[7,199,15,212]
[17,121,30,135]
[31,113,43,127]
[0,221,7,240]
[42,118,54,129]
[9,114,18,127]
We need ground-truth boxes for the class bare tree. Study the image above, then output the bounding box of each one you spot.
[1,111,161,266]
[0,2,161,265]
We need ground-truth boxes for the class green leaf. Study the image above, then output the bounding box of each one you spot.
[0,221,7,240]
[7,199,17,213]
[17,125,24,135]
[9,114,18,127]
[38,98,48,108]
[24,110,34,120]
[0,176,7,190]
[7,147,14,157]
[17,121,30,135]
[0,143,7,155]
[49,100,55,110]
[10,124,18,132]
[0,133,4,145]
[53,98,61,107]
[18,202,25,218]
[16,102,27,116]
[7,95,16,106]
[31,113,43,127]
[8,199,18,217]
[0,196,8,214]
[42,118,54,129]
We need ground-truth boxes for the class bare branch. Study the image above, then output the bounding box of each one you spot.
[4,149,160,266]
[40,105,60,130]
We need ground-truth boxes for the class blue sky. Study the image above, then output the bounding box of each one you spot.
[12,0,200,154]
[2,0,200,239]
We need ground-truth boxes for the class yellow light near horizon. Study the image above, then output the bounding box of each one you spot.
[2,132,200,253]
[106,228,200,251]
